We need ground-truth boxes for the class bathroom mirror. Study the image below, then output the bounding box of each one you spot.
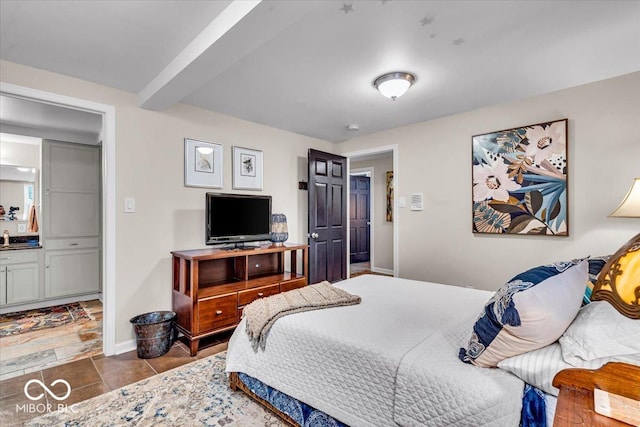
[0,164,37,222]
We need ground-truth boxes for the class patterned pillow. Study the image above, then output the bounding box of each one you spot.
[583,256,610,305]
[459,259,588,367]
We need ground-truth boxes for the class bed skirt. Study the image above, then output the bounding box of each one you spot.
[230,372,348,427]
[229,372,547,427]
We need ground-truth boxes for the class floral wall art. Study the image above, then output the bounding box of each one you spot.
[472,119,568,236]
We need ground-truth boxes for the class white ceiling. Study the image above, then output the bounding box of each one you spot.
[0,95,103,144]
[1,0,639,142]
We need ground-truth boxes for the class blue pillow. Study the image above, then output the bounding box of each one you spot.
[583,256,610,305]
[459,259,588,367]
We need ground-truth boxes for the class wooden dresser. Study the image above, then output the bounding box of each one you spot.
[552,362,640,426]
[171,243,308,355]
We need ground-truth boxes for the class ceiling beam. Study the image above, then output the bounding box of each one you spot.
[138,0,319,111]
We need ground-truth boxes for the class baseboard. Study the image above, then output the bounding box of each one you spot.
[371,267,394,276]
[0,293,102,315]
[115,339,137,355]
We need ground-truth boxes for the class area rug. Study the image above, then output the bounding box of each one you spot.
[28,352,285,427]
[0,302,94,337]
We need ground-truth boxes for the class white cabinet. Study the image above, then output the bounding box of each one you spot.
[0,250,41,307]
[43,140,101,298]
[43,141,100,239]
[44,248,100,298]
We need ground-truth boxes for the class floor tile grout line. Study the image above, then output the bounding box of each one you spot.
[89,355,111,392]
[145,359,158,375]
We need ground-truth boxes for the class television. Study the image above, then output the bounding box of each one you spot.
[206,193,272,247]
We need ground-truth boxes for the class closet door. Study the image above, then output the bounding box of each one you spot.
[43,140,101,298]
[44,141,100,238]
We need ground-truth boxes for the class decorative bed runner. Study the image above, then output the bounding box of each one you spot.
[244,281,361,350]
[0,302,94,337]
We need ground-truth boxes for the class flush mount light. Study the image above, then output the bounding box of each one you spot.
[373,72,416,100]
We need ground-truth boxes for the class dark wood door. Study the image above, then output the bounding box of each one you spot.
[350,175,370,263]
[308,149,347,284]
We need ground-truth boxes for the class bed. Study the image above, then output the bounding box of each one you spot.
[225,236,640,427]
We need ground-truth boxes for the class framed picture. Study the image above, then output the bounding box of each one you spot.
[471,118,568,236]
[233,146,263,190]
[386,171,394,222]
[184,138,223,188]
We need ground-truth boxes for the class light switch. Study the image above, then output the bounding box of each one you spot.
[398,197,406,208]
[124,197,136,213]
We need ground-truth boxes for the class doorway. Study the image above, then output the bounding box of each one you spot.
[349,171,371,276]
[0,82,116,361]
[344,145,397,278]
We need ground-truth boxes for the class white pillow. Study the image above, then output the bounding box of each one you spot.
[498,343,640,396]
[559,301,640,364]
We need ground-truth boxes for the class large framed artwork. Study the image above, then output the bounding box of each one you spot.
[233,146,263,190]
[471,118,568,236]
[184,138,223,188]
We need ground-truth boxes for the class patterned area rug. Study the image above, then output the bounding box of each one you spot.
[0,302,94,337]
[28,352,284,427]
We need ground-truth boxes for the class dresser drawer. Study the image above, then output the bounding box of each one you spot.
[238,284,280,306]
[45,237,99,250]
[198,294,237,333]
[280,277,307,293]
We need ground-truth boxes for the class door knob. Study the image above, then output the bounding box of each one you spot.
[311,232,319,239]
[366,222,371,225]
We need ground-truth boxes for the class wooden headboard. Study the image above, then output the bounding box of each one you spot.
[593,232,640,319]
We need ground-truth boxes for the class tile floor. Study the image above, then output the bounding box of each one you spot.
[0,333,231,426]
[0,300,103,380]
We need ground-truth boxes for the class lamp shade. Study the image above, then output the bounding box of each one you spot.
[609,178,640,218]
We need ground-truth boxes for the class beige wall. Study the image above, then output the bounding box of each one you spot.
[0,60,332,344]
[337,72,640,290]
[351,155,394,271]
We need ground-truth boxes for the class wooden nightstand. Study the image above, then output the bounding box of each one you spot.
[552,362,640,426]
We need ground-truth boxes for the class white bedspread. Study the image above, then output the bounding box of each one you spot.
[225,275,525,426]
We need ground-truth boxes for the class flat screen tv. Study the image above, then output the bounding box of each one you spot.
[206,193,271,247]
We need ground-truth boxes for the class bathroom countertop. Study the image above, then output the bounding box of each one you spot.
[0,243,42,251]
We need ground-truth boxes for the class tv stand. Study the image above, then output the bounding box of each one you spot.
[171,243,308,356]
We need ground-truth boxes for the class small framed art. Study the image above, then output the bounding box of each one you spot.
[184,138,223,188]
[233,146,263,190]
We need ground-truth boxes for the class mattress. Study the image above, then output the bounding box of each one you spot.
[225,275,526,426]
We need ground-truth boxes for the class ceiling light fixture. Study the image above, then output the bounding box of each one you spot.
[373,72,416,100]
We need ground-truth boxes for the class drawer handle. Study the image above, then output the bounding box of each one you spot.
[70,243,79,246]
[215,310,223,315]
[257,292,264,297]
[1,257,10,260]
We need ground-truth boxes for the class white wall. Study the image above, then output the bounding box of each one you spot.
[337,72,640,290]
[351,155,394,271]
[0,139,39,167]
[0,60,332,344]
